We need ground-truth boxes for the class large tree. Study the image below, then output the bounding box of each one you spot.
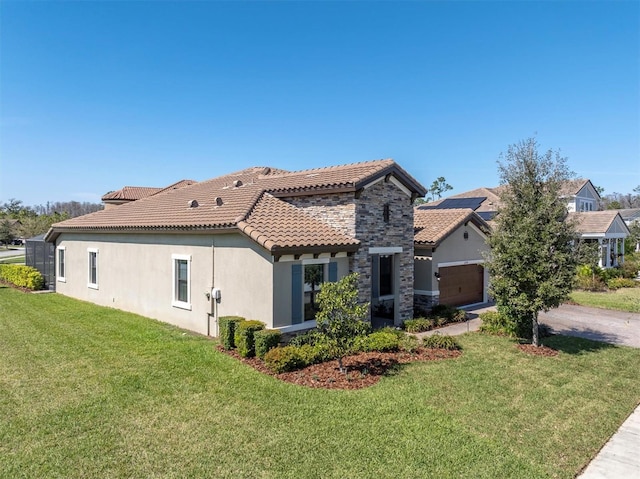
[486,138,578,346]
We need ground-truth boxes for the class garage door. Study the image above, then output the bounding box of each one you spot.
[439,264,484,307]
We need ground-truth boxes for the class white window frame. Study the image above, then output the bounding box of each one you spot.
[172,254,192,310]
[57,246,66,283]
[87,248,99,289]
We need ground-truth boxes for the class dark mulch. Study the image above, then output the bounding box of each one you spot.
[516,343,559,357]
[218,346,461,390]
[0,280,33,293]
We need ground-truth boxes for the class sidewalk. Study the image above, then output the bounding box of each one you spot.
[578,404,640,478]
[416,302,492,338]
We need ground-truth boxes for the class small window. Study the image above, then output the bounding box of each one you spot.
[304,263,325,321]
[57,246,66,282]
[88,248,98,289]
[383,203,390,223]
[172,254,191,309]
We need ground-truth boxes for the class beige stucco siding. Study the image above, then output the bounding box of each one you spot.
[55,233,216,335]
[55,232,277,335]
[213,234,275,326]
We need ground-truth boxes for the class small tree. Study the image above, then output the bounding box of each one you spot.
[315,273,369,373]
[486,138,578,346]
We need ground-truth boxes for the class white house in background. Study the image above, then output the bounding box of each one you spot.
[567,211,631,267]
[560,179,601,212]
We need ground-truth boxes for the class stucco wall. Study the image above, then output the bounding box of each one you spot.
[54,232,275,335]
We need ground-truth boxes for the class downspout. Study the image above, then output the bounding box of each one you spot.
[208,237,217,337]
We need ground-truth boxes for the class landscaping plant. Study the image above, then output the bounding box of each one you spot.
[315,272,370,373]
[486,138,579,346]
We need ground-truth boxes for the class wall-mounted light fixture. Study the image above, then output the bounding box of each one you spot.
[434,271,440,279]
[464,231,469,240]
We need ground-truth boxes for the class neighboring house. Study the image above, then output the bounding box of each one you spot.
[101,180,197,209]
[426,179,627,268]
[618,208,640,252]
[414,208,490,311]
[559,179,601,212]
[46,159,426,336]
[568,211,631,268]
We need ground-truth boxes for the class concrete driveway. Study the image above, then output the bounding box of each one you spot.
[539,304,640,348]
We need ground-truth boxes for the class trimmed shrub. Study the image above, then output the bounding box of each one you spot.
[478,310,518,337]
[607,277,638,290]
[218,316,245,350]
[264,345,306,373]
[288,329,327,347]
[354,331,399,353]
[404,318,433,333]
[398,334,420,353]
[234,320,265,358]
[423,334,460,350]
[0,264,44,290]
[254,329,282,359]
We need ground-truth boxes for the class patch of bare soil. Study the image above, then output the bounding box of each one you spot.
[516,343,559,357]
[219,346,461,390]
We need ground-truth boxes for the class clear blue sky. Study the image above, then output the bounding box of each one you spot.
[1,0,638,207]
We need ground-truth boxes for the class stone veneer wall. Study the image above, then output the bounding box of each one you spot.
[414,293,439,314]
[353,180,415,323]
[282,180,415,324]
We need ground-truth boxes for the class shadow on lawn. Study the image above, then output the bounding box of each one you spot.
[544,331,618,355]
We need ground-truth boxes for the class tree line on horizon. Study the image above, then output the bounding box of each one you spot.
[0,198,104,242]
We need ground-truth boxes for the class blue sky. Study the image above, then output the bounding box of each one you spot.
[1,1,638,207]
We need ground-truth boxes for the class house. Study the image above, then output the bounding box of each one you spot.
[426,179,627,268]
[568,211,631,267]
[45,159,426,336]
[618,208,640,252]
[413,208,490,312]
[101,180,196,209]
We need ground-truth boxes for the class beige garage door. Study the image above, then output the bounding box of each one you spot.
[439,264,484,307]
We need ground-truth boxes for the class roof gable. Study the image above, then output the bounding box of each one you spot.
[568,211,630,237]
[414,208,489,246]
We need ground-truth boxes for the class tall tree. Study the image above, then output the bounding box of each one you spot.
[428,177,453,201]
[486,138,579,347]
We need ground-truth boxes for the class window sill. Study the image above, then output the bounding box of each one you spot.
[88,284,99,290]
[172,301,192,311]
[57,278,66,283]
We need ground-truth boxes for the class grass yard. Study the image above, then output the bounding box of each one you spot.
[570,287,640,313]
[2,287,640,478]
[0,255,25,264]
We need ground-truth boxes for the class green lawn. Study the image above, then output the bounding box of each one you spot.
[570,287,640,313]
[2,287,640,478]
[0,255,25,264]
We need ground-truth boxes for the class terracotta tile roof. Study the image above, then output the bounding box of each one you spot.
[425,187,503,213]
[567,211,629,235]
[48,159,425,252]
[101,186,163,201]
[414,208,489,246]
[238,193,360,253]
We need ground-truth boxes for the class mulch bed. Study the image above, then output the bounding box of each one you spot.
[516,343,559,357]
[218,346,461,390]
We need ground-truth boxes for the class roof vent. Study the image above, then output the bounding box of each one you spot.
[215,197,223,207]
[233,180,243,188]
[188,199,199,208]
[262,167,271,175]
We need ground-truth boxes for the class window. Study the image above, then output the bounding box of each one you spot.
[88,248,98,289]
[304,263,325,321]
[172,254,191,309]
[379,255,393,297]
[57,246,66,282]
